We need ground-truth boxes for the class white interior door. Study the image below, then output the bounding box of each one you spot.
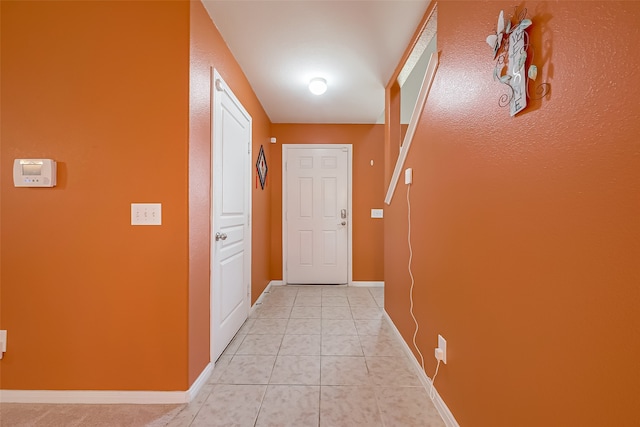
[211,70,251,362]
[283,145,351,284]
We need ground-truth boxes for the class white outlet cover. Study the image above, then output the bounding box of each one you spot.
[131,203,162,226]
[0,330,7,353]
[371,209,383,218]
[438,334,447,364]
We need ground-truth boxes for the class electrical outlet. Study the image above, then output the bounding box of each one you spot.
[436,334,447,364]
[0,330,7,359]
[131,203,162,226]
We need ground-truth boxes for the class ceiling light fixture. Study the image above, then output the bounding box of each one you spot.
[308,78,327,95]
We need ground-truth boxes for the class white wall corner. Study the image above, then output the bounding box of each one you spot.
[383,311,460,427]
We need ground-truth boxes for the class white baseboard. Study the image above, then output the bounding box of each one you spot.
[250,281,275,315]
[0,362,213,405]
[269,280,383,288]
[351,281,384,287]
[185,362,213,402]
[383,311,460,427]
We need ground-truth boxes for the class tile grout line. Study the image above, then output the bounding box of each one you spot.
[254,286,296,427]
[255,286,387,427]
[251,385,269,427]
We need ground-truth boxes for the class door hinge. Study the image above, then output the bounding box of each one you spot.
[248,142,250,154]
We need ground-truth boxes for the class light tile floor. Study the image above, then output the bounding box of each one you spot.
[1,285,445,427]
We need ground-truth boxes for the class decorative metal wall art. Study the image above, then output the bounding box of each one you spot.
[256,145,268,190]
[486,7,550,116]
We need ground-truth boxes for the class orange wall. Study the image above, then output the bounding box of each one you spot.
[269,124,385,282]
[0,0,273,392]
[1,1,190,390]
[385,1,640,426]
[189,1,272,383]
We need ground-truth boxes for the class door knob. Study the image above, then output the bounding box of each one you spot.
[215,232,227,241]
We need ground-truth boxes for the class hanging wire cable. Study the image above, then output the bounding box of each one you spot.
[430,358,442,400]
[407,182,425,372]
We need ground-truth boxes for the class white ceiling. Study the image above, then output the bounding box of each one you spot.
[202,0,430,124]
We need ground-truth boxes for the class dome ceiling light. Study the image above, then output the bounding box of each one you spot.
[308,77,328,95]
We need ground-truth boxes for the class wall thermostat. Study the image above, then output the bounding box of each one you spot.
[13,159,57,187]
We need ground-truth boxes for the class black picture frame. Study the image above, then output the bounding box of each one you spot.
[256,145,268,190]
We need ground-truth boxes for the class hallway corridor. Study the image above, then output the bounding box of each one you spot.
[0,285,445,426]
[169,285,444,426]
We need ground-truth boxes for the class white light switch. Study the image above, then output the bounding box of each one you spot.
[131,203,162,226]
[371,209,384,218]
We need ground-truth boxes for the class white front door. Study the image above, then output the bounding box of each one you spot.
[211,70,251,362]
[283,145,351,284]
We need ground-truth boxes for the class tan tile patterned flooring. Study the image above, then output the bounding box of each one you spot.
[1,285,445,427]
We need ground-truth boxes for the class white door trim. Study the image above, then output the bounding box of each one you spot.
[210,68,252,363]
[282,144,352,285]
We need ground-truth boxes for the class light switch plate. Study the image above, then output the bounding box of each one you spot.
[371,209,384,218]
[405,168,413,185]
[131,203,162,226]
[438,334,447,364]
